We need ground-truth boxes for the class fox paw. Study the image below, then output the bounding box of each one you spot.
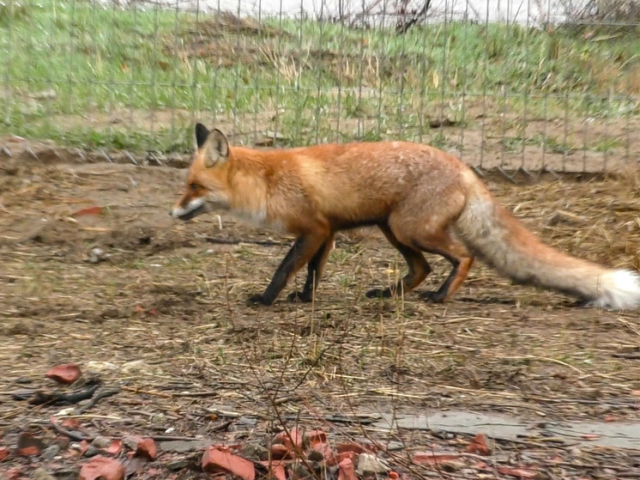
[419,291,446,303]
[365,288,393,299]
[287,291,313,303]
[247,294,272,306]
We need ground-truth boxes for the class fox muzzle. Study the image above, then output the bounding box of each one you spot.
[170,197,207,221]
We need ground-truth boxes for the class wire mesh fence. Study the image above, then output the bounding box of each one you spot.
[1,0,639,173]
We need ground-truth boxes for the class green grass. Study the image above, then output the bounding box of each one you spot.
[1,0,639,153]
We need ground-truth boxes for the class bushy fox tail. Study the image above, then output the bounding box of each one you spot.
[453,174,640,310]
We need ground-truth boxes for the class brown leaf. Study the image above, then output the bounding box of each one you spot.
[202,446,255,480]
[80,455,125,480]
[45,364,82,384]
[135,438,157,460]
[497,466,540,479]
[338,457,358,480]
[0,446,8,461]
[72,206,104,218]
[466,434,490,456]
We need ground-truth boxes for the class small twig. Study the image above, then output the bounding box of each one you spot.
[205,237,289,247]
[49,418,91,442]
[171,391,218,397]
[121,386,172,398]
[77,387,121,414]
[28,385,100,406]
[611,353,640,359]
[273,395,301,405]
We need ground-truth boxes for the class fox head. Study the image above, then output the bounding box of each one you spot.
[170,123,231,221]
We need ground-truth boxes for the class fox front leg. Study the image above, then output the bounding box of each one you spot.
[248,234,329,306]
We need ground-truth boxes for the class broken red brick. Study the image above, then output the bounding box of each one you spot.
[336,443,373,455]
[4,466,22,480]
[337,457,358,480]
[45,364,82,384]
[270,444,291,460]
[412,452,462,465]
[106,440,122,456]
[79,440,90,456]
[202,446,255,480]
[61,418,81,429]
[311,442,336,465]
[276,428,302,451]
[304,429,327,447]
[259,460,288,480]
[135,438,157,460]
[497,466,540,479]
[17,446,39,457]
[17,432,46,457]
[79,455,125,480]
[337,451,357,464]
[72,206,104,217]
[465,434,490,456]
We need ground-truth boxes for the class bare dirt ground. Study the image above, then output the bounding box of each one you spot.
[1,140,640,479]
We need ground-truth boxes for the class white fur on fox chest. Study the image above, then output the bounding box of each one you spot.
[231,205,285,232]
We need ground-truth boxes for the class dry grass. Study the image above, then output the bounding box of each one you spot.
[1,151,640,422]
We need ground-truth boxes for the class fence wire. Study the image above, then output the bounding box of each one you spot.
[1,0,639,173]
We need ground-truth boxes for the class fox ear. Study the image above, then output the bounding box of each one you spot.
[203,129,230,168]
[194,123,210,150]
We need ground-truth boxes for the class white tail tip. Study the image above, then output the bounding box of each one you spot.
[588,269,640,310]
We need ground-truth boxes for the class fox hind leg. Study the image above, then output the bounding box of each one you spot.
[413,232,474,303]
[366,225,432,299]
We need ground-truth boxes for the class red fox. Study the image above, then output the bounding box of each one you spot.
[170,123,640,310]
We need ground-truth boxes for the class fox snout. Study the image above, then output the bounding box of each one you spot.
[170,197,207,221]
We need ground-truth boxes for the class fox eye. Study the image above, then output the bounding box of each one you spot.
[189,183,199,192]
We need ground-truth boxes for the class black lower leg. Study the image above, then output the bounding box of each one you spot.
[248,238,306,306]
[419,253,459,303]
[287,240,329,303]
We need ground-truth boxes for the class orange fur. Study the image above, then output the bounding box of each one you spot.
[170,124,640,309]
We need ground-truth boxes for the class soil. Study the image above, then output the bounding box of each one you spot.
[1,139,640,478]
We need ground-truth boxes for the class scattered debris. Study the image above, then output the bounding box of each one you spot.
[72,206,104,218]
[356,453,389,474]
[89,247,108,264]
[17,433,46,457]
